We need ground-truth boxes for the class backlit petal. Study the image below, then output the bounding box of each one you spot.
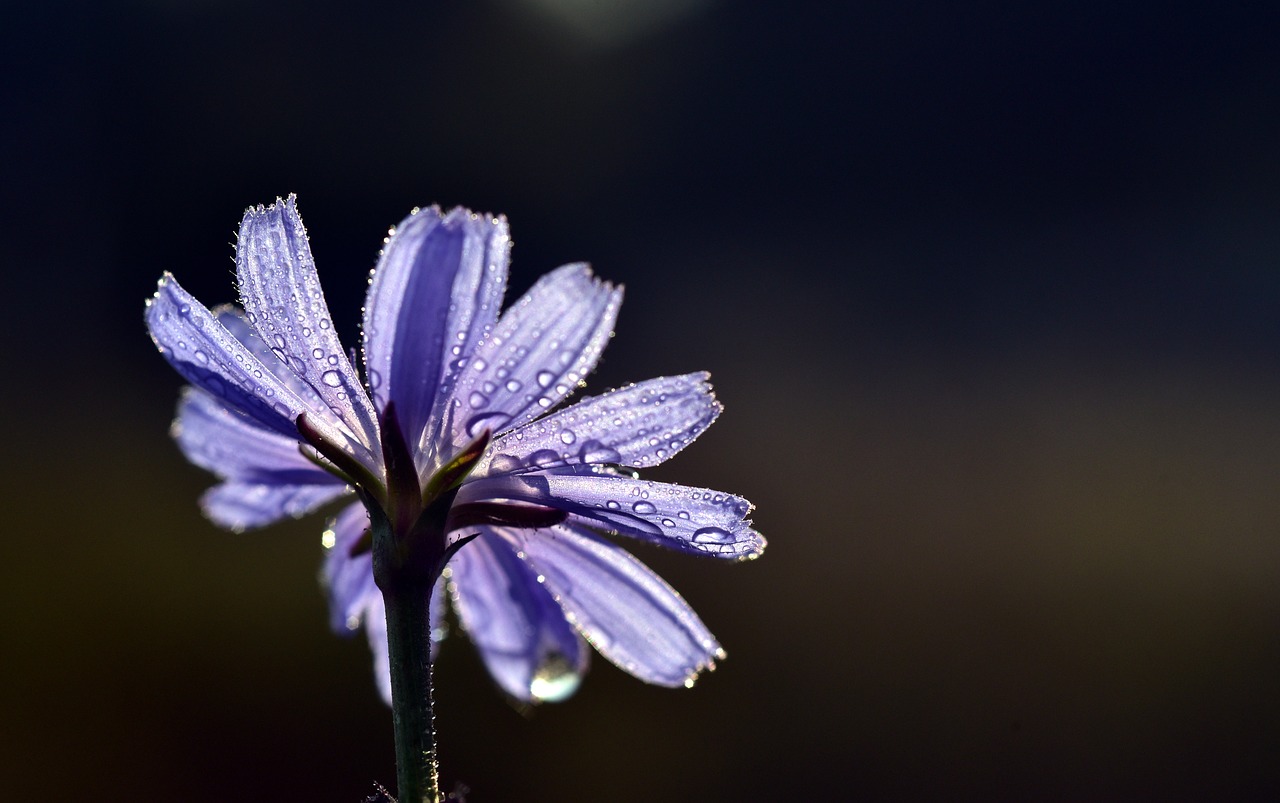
[443,264,621,449]
[480,373,721,475]
[362,207,510,460]
[459,473,764,560]
[235,196,379,449]
[174,388,341,485]
[450,531,587,702]
[146,273,351,448]
[506,526,722,687]
[201,482,349,532]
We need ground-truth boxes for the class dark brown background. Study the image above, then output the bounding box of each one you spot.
[4,1,1280,800]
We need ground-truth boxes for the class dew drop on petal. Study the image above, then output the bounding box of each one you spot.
[320,370,342,387]
[579,440,622,464]
[505,379,522,392]
[692,526,734,544]
[468,391,489,409]
[311,348,324,359]
[559,430,577,445]
[194,350,209,364]
[465,411,512,438]
[489,453,523,474]
[536,370,555,388]
[529,654,581,703]
[528,449,561,468]
[632,501,657,515]
[605,500,621,510]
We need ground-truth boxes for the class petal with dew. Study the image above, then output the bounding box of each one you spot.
[444,264,621,449]
[461,473,764,560]
[480,373,721,475]
[146,273,352,449]
[362,207,510,458]
[175,388,343,485]
[322,503,378,634]
[504,526,722,687]
[450,531,587,702]
[235,196,379,449]
[201,481,349,532]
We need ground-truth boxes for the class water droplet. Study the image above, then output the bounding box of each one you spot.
[528,449,561,468]
[558,349,575,367]
[692,527,734,544]
[320,370,342,387]
[482,381,496,394]
[327,354,339,365]
[559,430,577,445]
[632,501,657,515]
[606,500,621,510]
[468,391,489,409]
[490,453,522,474]
[505,379,522,392]
[579,440,621,464]
[368,368,382,388]
[662,518,675,527]
[194,350,209,364]
[318,319,331,330]
[535,370,555,389]
[529,654,581,703]
[465,411,512,438]
[311,348,324,359]
[537,397,552,408]
[677,510,691,520]
[273,335,286,349]
[472,358,488,372]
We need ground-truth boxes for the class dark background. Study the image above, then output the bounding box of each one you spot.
[4,1,1280,800]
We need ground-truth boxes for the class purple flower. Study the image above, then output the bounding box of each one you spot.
[146,195,764,704]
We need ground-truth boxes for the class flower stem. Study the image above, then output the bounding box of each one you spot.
[382,582,440,803]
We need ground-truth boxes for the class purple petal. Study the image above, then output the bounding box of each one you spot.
[146,273,353,449]
[449,531,587,702]
[321,503,377,633]
[504,526,723,687]
[444,264,621,449]
[174,388,343,485]
[460,473,764,560]
[481,373,721,474]
[362,207,510,458]
[201,482,349,532]
[234,196,379,450]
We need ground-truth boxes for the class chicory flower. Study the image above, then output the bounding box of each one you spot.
[146,195,764,704]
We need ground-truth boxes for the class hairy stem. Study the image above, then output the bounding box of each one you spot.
[382,581,440,803]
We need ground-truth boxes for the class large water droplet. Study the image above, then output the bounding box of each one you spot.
[505,379,522,392]
[559,430,577,445]
[536,370,555,388]
[490,453,523,474]
[465,411,512,438]
[528,449,562,468]
[311,347,324,359]
[692,526,734,544]
[529,654,581,703]
[632,501,657,515]
[579,440,622,464]
[320,370,342,387]
[194,350,209,364]
[606,500,621,510]
[468,391,489,409]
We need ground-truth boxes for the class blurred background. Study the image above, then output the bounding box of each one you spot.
[4,1,1280,800]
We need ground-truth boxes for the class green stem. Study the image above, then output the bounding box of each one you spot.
[381,582,440,803]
